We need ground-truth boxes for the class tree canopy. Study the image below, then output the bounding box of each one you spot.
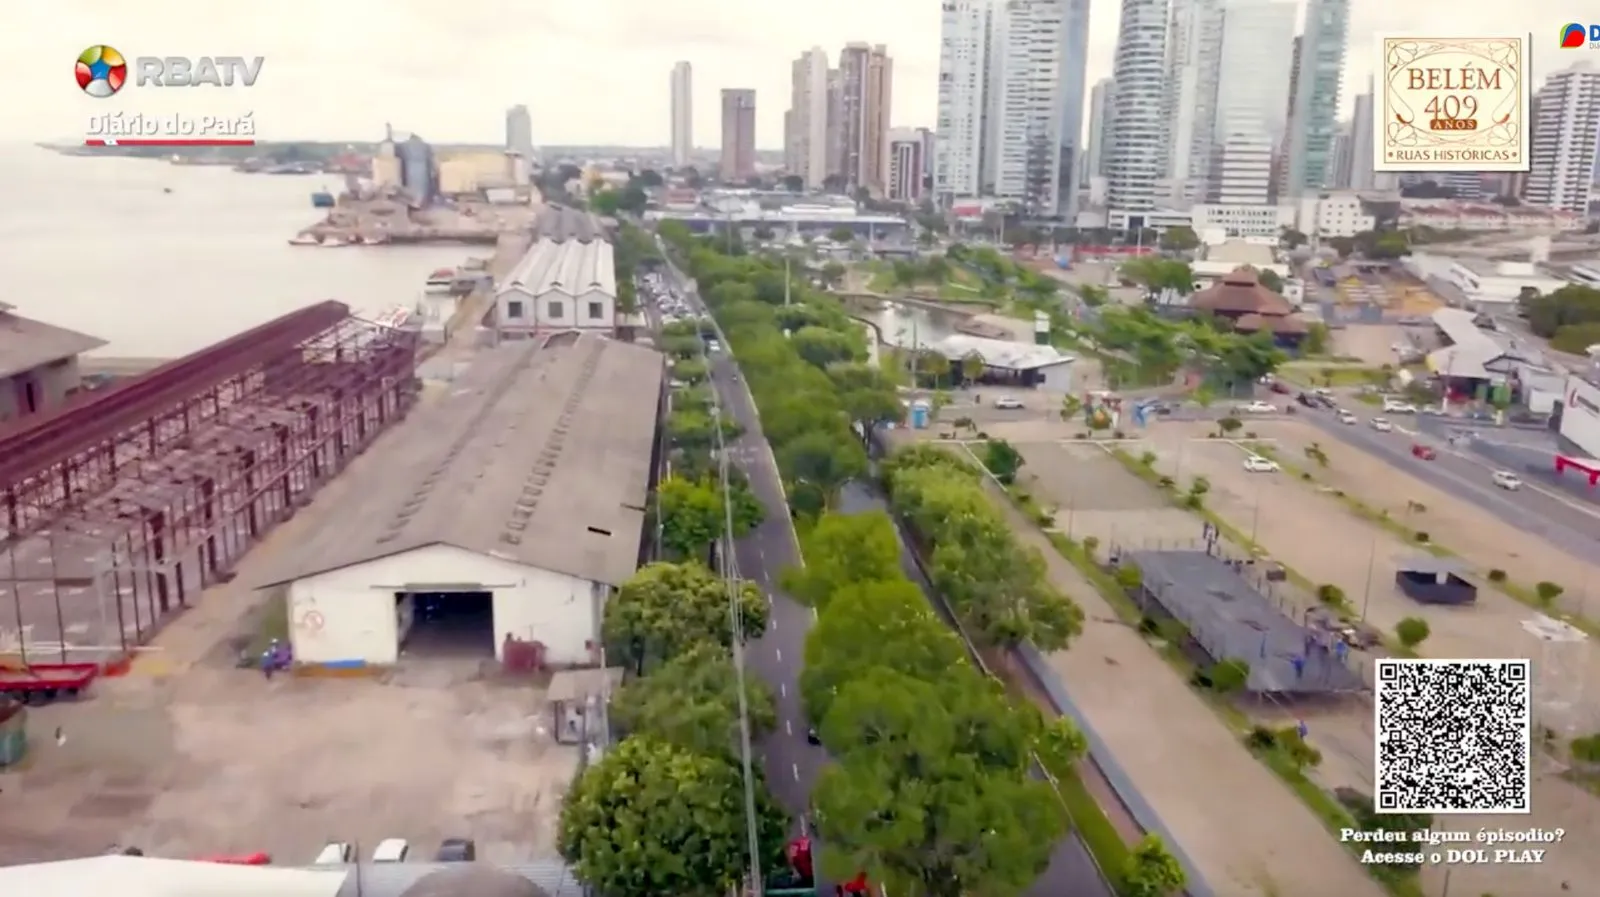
[782,510,905,610]
[559,735,789,897]
[1524,284,1600,353]
[611,642,776,758]
[602,561,768,674]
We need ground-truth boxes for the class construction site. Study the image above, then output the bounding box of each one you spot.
[0,302,419,670]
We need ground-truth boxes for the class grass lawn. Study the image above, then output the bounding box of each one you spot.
[1278,365,1387,388]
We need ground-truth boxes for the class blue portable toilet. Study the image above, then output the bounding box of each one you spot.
[910,399,931,429]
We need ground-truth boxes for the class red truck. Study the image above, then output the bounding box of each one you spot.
[0,662,100,704]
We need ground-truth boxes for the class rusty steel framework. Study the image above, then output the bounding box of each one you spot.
[0,302,420,664]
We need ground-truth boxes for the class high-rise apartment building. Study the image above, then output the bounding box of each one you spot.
[1208,0,1296,205]
[833,43,894,195]
[1083,78,1115,186]
[1525,63,1600,215]
[786,48,831,188]
[670,62,693,168]
[505,104,534,160]
[935,0,994,201]
[1107,0,1171,222]
[1283,0,1350,196]
[989,0,1091,217]
[1329,126,1353,188]
[719,89,757,183]
[1348,82,1375,190]
[888,128,927,201]
[1162,0,1223,207]
[1271,36,1302,199]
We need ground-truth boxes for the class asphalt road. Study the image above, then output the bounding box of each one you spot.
[674,264,1113,897]
[1294,406,1600,561]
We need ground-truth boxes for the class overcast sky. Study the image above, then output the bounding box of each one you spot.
[2,1,1575,148]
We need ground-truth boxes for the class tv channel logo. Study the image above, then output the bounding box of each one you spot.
[1560,24,1600,48]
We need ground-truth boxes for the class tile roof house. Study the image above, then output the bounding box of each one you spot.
[1189,268,1309,338]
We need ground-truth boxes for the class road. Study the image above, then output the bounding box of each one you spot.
[1294,407,1600,561]
[675,263,1114,897]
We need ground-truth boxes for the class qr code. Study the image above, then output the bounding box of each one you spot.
[1374,658,1530,814]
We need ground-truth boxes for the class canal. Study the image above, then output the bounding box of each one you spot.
[844,297,972,351]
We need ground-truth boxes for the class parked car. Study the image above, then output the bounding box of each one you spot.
[1269,380,1292,395]
[1243,455,1280,473]
[992,396,1025,409]
[435,838,477,862]
[1371,417,1393,432]
[372,839,409,863]
[1492,470,1523,491]
[1382,399,1417,414]
[1410,444,1437,460]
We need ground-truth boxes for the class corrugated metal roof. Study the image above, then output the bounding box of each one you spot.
[501,240,617,300]
[0,309,107,379]
[929,333,1073,371]
[255,332,663,590]
[328,862,585,897]
[0,856,346,897]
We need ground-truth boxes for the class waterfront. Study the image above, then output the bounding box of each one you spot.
[849,298,967,350]
[0,145,472,358]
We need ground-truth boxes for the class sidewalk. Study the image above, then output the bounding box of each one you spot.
[985,484,1384,897]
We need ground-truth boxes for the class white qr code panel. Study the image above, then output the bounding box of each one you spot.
[1374,658,1531,814]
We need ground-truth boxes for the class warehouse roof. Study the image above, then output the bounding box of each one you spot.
[499,239,618,299]
[0,301,107,379]
[257,332,664,589]
[528,204,605,242]
[1,855,344,897]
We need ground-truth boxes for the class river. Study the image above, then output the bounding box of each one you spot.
[0,144,473,359]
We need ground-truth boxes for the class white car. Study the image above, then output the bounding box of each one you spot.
[372,839,410,862]
[1239,401,1277,413]
[1242,455,1280,473]
[313,842,353,864]
[1337,409,1358,425]
[992,397,1025,410]
[1370,417,1393,432]
[1382,399,1417,414]
[1492,470,1522,491]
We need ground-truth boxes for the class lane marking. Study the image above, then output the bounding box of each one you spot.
[775,647,782,663]
[786,720,793,735]
[792,763,800,781]
[780,683,786,697]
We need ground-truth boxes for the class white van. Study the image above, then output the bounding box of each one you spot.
[371,839,410,862]
[312,842,353,864]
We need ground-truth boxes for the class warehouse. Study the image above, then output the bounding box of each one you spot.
[256,331,665,670]
[495,205,618,338]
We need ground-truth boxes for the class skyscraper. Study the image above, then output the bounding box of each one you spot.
[1271,35,1303,199]
[1208,0,1296,205]
[787,48,831,188]
[833,44,894,195]
[990,0,1091,217]
[671,62,693,167]
[1163,0,1223,207]
[1107,0,1170,223]
[934,0,994,201]
[1348,81,1375,190]
[719,89,757,183]
[1083,78,1115,186]
[1284,0,1350,196]
[505,104,534,160]
[1525,63,1600,214]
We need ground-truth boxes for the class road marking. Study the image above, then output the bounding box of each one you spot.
[780,683,786,697]
[770,616,777,631]
[775,648,782,662]
[786,720,793,735]
[792,763,800,781]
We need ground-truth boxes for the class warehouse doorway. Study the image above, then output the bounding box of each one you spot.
[398,590,495,657]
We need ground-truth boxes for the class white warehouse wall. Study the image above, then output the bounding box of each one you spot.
[286,544,604,667]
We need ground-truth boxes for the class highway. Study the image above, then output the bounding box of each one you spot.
[1295,407,1600,561]
[674,264,1114,897]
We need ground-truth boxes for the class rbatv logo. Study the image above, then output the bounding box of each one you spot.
[1561,24,1598,48]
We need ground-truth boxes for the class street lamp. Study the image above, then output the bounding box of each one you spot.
[1360,534,1379,621]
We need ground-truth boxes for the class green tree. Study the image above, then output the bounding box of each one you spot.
[1256,268,1285,293]
[1121,834,1187,897]
[960,351,987,383]
[800,578,967,723]
[791,326,861,368]
[1217,415,1243,435]
[828,362,905,429]
[673,357,709,384]
[779,431,868,507]
[1535,581,1565,609]
[983,438,1025,484]
[655,476,723,560]
[1525,284,1600,339]
[559,736,788,897]
[783,510,904,609]
[603,562,768,674]
[1033,715,1089,782]
[1280,228,1308,250]
[828,225,856,244]
[1160,225,1200,252]
[667,408,717,453]
[813,667,1065,897]
[1303,321,1331,355]
[611,643,777,757]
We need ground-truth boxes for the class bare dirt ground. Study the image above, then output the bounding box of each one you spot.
[924,425,1386,897]
[1331,324,1407,366]
[0,395,576,867]
[1132,422,1598,896]
[1254,419,1600,605]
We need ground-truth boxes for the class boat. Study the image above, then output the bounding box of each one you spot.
[311,189,336,209]
[425,267,457,293]
[162,187,173,194]
[288,234,321,246]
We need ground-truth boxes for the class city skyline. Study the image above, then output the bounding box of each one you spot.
[10,1,1577,147]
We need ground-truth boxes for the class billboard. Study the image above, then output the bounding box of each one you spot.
[1559,377,1600,459]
